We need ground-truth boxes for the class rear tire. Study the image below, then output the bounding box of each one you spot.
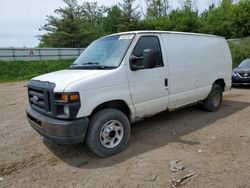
[86,108,130,157]
[202,84,223,112]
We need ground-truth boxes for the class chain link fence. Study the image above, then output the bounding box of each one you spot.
[0,48,85,61]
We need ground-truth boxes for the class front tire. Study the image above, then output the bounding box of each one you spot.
[202,84,223,112]
[86,108,131,157]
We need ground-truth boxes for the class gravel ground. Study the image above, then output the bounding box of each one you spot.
[0,82,250,188]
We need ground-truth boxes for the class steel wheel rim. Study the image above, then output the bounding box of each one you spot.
[99,120,124,149]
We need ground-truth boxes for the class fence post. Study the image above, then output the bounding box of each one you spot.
[12,48,16,61]
[58,48,61,60]
[78,48,81,56]
[38,48,42,61]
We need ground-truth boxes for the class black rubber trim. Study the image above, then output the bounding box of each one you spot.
[26,107,89,144]
[27,80,56,117]
[27,80,81,120]
[232,83,250,85]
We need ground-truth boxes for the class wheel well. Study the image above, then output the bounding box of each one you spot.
[90,100,131,120]
[214,79,225,91]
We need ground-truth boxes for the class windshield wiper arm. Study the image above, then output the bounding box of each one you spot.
[68,64,116,70]
[81,62,116,69]
[81,62,100,66]
[69,62,101,69]
[70,63,78,67]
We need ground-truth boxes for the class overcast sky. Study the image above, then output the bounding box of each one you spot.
[0,0,209,47]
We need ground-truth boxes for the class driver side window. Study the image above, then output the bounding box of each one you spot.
[131,36,164,68]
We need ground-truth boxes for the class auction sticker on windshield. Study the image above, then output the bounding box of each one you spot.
[119,34,134,40]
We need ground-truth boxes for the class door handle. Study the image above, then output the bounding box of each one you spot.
[165,78,168,87]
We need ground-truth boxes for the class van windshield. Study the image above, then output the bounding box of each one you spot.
[70,34,135,69]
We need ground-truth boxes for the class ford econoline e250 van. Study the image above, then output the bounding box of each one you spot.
[26,31,232,157]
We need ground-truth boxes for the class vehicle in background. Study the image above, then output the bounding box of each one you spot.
[232,59,250,86]
[26,31,232,157]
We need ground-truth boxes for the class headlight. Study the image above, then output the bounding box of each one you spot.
[232,72,237,77]
[54,92,81,119]
[63,105,69,116]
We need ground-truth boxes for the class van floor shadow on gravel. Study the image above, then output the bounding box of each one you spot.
[42,99,250,169]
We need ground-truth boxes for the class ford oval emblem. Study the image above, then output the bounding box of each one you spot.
[244,73,248,77]
[32,95,39,103]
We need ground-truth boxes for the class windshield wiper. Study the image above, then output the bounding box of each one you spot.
[69,62,116,70]
[70,63,78,67]
[81,62,100,66]
[81,62,108,69]
[69,62,100,69]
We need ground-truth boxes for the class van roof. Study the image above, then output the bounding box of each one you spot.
[108,30,223,38]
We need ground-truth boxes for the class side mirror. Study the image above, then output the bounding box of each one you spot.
[129,49,157,71]
[143,49,157,69]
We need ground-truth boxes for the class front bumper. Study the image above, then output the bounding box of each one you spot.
[232,83,250,86]
[232,76,250,86]
[26,107,89,144]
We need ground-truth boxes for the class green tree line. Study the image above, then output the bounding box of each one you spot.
[38,0,250,48]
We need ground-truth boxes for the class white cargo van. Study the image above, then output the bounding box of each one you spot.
[26,31,232,157]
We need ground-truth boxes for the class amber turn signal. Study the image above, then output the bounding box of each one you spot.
[61,94,69,101]
[60,93,79,102]
[69,94,79,101]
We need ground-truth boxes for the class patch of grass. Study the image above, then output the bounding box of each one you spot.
[228,37,250,68]
[0,59,74,83]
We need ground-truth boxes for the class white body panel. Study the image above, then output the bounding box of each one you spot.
[31,31,232,122]
[64,66,136,120]
[161,34,232,109]
[124,33,169,119]
[33,69,108,92]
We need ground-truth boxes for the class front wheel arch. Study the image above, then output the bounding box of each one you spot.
[214,78,225,92]
[90,100,131,121]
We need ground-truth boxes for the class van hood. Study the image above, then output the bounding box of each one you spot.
[32,69,107,92]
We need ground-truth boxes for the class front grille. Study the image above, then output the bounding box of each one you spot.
[27,80,55,117]
[28,88,51,112]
